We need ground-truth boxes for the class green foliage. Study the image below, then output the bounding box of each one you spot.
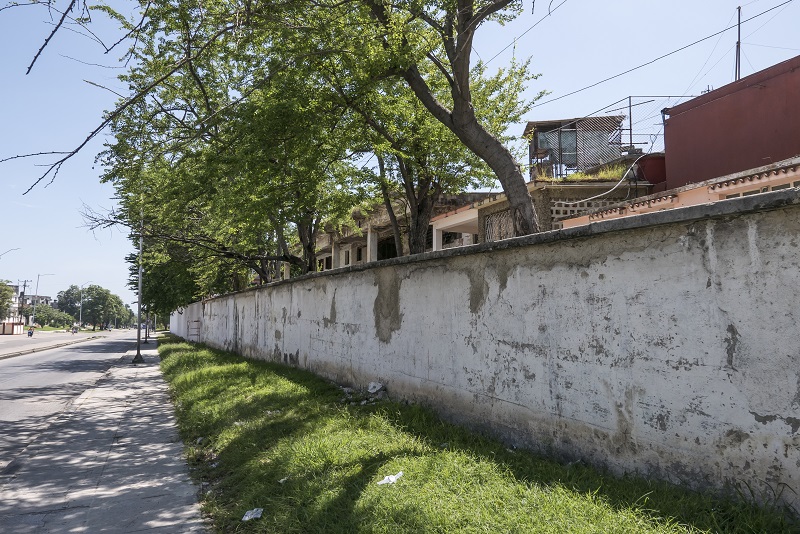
[159,337,797,533]
[56,285,82,317]
[30,304,75,327]
[77,284,127,328]
[0,281,13,320]
[18,303,32,321]
[79,0,549,311]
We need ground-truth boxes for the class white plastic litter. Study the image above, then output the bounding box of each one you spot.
[279,477,289,484]
[242,508,263,521]
[367,382,384,394]
[377,471,403,485]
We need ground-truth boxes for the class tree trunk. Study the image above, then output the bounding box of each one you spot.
[296,220,317,273]
[401,65,539,236]
[454,118,538,236]
[378,155,404,257]
[407,193,434,254]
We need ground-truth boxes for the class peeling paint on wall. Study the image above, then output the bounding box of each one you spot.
[373,269,402,343]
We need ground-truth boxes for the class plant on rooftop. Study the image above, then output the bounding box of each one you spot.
[546,163,631,183]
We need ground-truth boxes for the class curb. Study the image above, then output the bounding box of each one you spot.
[0,336,106,361]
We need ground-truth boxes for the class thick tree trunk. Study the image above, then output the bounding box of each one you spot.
[407,194,434,254]
[296,221,317,273]
[454,118,538,236]
[401,66,539,236]
[378,155,404,257]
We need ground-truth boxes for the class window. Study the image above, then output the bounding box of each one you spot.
[356,247,362,262]
[344,250,350,265]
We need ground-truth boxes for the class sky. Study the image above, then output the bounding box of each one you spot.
[1,0,798,305]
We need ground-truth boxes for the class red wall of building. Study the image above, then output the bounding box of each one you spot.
[664,55,800,189]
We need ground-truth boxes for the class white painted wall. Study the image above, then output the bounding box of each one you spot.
[173,191,800,514]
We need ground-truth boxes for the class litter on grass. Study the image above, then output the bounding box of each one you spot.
[242,508,263,521]
[367,382,384,394]
[377,471,403,485]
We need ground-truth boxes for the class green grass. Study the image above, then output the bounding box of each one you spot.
[158,336,798,533]
[539,164,630,183]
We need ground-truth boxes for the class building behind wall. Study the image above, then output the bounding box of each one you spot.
[315,192,494,269]
[524,116,625,180]
[664,54,800,189]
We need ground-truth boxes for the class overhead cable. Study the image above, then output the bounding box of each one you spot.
[485,0,570,66]
[532,0,794,108]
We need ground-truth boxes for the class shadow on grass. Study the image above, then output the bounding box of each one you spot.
[373,403,798,533]
[158,337,798,533]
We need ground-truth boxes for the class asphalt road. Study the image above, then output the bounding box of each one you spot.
[0,330,135,472]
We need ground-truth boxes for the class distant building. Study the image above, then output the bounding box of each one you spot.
[315,193,494,269]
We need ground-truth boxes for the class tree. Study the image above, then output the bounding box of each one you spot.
[89,35,371,293]
[56,285,82,318]
[333,58,536,255]
[27,304,75,327]
[345,0,543,234]
[76,284,127,329]
[8,0,543,236]
[0,282,13,320]
[18,304,32,324]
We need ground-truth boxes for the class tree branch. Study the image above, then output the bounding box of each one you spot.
[27,0,79,74]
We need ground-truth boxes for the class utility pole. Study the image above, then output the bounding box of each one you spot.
[735,6,742,81]
[17,279,31,323]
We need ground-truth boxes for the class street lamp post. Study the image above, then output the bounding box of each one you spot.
[132,226,145,364]
[31,273,54,331]
[78,281,93,328]
[0,248,20,260]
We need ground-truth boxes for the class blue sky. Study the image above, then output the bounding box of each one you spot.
[1,0,798,305]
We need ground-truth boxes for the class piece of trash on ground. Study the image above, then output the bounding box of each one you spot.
[367,382,384,394]
[278,477,289,484]
[242,508,263,521]
[377,471,403,485]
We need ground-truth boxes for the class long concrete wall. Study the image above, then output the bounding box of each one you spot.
[172,190,800,513]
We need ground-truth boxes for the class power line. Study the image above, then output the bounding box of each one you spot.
[485,0,570,66]
[533,0,794,108]
[744,42,800,51]
[681,9,736,96]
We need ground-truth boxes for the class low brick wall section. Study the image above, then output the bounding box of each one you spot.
[172,190,800,513]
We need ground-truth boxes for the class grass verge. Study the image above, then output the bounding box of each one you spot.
[158,336,797,533]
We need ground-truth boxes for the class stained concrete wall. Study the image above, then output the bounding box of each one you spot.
[172,190,800,513]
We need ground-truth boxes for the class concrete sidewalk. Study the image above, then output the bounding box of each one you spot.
[0,344,208,533]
